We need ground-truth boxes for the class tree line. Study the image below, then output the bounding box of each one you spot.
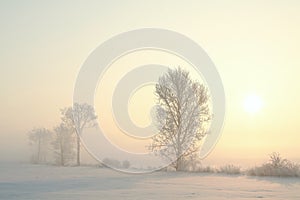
[28,103,97,166]
[28,67,211,171]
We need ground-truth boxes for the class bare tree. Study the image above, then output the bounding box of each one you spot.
[52,123,75,166]
[61,103,97,166]
[150,67,211,171]
[28,128,52,164]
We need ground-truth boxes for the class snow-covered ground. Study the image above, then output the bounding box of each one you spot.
[0,163,299,200]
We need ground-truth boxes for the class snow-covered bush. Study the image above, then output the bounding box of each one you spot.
[102,158,131,169]
[102,158,121,168]
[247,153,300,177]
[217,164,241,175]
[196,166,216,173]
[122,160,131,169]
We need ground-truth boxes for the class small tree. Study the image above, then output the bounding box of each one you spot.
[150,67,211,171]
[103,158,121,168]
[52,123,75,166]
[61,103,97,166]
[28,128,52,164]
[269,152,288,168]
[122,160,131,169]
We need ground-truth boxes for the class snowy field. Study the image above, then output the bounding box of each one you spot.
[0,163,300,200]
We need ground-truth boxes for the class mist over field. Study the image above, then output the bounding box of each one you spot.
[1,164,300,200]
[1,1,300,199]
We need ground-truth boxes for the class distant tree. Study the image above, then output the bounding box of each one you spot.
[150,67,211,171]
[28,128,52,164]
[122,160,131,169]
[61,103,97,166]
[103,158,121,168]
[52,123,75,166]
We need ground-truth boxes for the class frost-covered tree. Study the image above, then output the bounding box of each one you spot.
[52,123,75,166]
[61,103,97,166]
[150,67,211,171]
[28,128,52,164]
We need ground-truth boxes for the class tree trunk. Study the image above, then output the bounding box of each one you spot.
[76,134,80,166]
[61,150,64,166]
[175,156,183,171]
[60,139,64,166]
[37,136,41,164]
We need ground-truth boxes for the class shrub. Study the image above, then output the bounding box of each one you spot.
[122,160,131,169]
[196,166,216,173]
[102,158,121,168]
[217,164,241,175]
[247,153,300,177]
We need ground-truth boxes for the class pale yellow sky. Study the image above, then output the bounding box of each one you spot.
[0,1,300,165]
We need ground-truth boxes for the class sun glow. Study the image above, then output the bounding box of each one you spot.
[243,94,263,114]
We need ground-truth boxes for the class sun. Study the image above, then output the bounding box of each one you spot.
[243,94,263,114]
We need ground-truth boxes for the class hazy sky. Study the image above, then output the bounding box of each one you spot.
[1,1,300,165]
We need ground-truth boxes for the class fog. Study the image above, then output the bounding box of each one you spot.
[1,0,300,166]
